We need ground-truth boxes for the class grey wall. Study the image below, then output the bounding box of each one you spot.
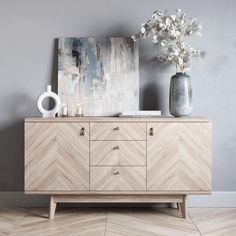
[0,0,236,193]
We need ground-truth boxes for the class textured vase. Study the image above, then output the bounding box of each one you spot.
[169,73,192,117]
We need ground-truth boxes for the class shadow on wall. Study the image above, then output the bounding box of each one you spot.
[0,122,24,191]
[50,39,59,106]
[139,42,172,114]
[0,94,36,191]
[142,82,160,110]
[0,39,59,191]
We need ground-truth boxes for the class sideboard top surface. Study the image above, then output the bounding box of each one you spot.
[25,116,211,123]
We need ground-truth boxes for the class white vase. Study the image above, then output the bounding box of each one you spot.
[37,85,61,117]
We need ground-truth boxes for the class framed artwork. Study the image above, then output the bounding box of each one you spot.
[58,37,139,116]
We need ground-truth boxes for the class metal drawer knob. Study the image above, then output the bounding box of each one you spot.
[149,127,154,136]
[113,127,120,131]
[80,127,85,136]
[113,145,120,150]
[113,168,120,175]
[50,138,56,144]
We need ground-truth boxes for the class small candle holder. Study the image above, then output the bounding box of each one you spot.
[75,103,83,117]
[61,104,68,117]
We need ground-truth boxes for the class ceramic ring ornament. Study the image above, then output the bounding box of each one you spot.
[37,85,61,117]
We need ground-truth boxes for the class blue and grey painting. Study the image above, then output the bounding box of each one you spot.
[58,37,139,116]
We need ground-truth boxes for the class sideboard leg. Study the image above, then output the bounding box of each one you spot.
[49,196,57,220]
[179,195,187,219]
[177,202,180,210]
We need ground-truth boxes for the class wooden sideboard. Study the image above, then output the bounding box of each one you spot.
[24,117,212,219]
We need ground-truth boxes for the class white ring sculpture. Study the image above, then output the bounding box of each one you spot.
[37,85,61,117]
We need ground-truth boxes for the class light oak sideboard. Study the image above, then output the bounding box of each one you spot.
[24,117,212,219]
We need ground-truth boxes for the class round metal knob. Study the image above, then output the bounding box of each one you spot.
[113,168,120,175]
[113,127,120,131]
[113,145,120,150]
[50,138,56,144]
[149,127,154,136]
[80,127,85,136]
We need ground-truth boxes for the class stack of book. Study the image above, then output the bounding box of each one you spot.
[119,110,162,117]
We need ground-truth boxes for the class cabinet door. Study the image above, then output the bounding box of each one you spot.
[147,123,211,191]
[25,123,89,191]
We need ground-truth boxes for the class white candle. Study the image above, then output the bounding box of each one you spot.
[76,104,83,116]
[61,104,67,116]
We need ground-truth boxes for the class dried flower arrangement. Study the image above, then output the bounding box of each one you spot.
[132,9,206,73]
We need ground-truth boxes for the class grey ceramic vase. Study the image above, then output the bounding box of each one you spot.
[169,73,192,117]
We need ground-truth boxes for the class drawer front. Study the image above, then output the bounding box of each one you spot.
[90,141,146,166]
[90,123,146,140]
[90,166,146,190]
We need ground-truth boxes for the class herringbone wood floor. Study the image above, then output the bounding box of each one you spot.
[1,207,236,236]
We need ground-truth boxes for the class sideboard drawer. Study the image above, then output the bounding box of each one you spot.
[90,141,146,166]
[90,123,146,140]
[90,166,146,190]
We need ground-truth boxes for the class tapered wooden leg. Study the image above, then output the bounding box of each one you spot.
[179,195,187,219]
[49,196,57,220]
[177,202,180,210]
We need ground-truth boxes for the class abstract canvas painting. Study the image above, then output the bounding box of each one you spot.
[58,37,139,116]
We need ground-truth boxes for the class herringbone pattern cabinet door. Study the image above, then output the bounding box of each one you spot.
[147,123,211,191]
[25,123,89,191]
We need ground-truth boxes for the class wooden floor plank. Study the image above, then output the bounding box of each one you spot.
[0,208,29,235]
[189,208,236,236]
[106,208,200,236]
[1,207,235,236]
[10,208,107,236]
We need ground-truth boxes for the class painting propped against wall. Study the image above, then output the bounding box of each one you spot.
[58,37,139,116]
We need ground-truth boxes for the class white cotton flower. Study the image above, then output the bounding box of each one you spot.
[173,50,179,56]
[131,9,206,72]
[166,17,171,26]
[141,26,146,34]
[181,13,186,19]
[161,40,167,46]
[170,30,176,37]
[170,15,176,21]
[159,23,166,30]
[176,9,182,14]
[157,10,165,16]
[152,13,158,19]
[180,42,186,49]
[152,35,158,43]
[151,27,158,33]
[175,31,181,36]
[153,34,158,40]
[131,35,137,41]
